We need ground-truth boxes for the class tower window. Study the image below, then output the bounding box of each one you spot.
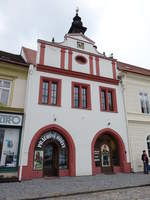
[77,41,84,49]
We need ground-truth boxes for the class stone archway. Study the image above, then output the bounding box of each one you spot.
[91,128,131,175]
[21,124,76,180]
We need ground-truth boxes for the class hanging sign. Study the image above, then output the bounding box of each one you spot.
[37,131,66,149]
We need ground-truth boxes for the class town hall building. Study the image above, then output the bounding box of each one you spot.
[19,10,131,180]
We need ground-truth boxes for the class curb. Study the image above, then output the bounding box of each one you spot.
[19,184,150,200]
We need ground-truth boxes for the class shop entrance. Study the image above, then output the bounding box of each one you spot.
[100,143,113,173]
[43,143,59,176]
[94,134,119,174]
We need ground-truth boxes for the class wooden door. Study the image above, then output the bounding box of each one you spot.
[43,144,59,176]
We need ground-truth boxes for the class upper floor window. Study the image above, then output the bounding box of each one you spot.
[0,79,11,105]
[72,82,91,110]
[139,92,150,114]
[99,87,117,112]
[147,135,150,157]
[77,41,84,49]
[39,77,61,106]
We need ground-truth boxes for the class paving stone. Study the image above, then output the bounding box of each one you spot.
[0,173,150,200]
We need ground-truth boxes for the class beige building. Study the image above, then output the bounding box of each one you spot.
[118,62,150,172]
[0,50,29,180]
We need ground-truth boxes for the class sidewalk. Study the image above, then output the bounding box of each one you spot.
[0,173,150,200]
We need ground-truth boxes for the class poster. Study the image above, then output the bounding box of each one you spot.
[34,150,43,170]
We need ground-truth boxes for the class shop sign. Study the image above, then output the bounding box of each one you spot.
[37,131,66,149]
[0,113,23,126]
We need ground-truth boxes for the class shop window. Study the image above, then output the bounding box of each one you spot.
[99,87,117,112]
[0,79,11,105]
[0,128,19,168]
[72,82,91,109]
[39,77,61,106]
[139,93,150,114]
[147,135,150,157]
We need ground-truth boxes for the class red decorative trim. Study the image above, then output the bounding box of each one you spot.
[38,76,61,106]
[59,169,69,177]
[21,124,76,180]
[89,55,93,75]
[91,128,131,175]
[95,57,100,76]
[39,43,45,65]
[60,48,66,69]
[113,166,121,174]
[99,86,118,112]
[71,82,91,110]
[112,61,116,79]
[38,39,117,62]
[68,49,72,71]
[37,65,119,86]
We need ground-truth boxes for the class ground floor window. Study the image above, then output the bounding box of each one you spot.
[0,128,20,168]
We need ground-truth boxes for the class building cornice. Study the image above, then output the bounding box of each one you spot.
[37,64,119,85]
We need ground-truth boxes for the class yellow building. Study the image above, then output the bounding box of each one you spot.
[0,50,28,180]
[118,62,150,172]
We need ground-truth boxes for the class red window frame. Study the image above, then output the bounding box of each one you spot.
[38,76,61,106]
[99,86,117,112]
[72,82,91,110]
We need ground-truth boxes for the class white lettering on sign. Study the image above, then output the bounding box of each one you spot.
[37,131,66,149]
[0,113,23,126]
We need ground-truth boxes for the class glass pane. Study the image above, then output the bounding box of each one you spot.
[59,148,68,168]
[44,145,54,168]
[139,93,145,113]
[101,90,106,110]
[51,82,57,105]
[101,144,110,167]
[74,86,79,108]
[0,80,2,87]
[3,81,11,88]
[82,87,87,108]
[0,128,19,168]
[42,81,49,104]
[108,91,113,111]
[1,89,9,105]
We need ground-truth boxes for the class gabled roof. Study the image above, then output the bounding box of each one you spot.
[0,50,28,67]
[22,47,37,65]
[118,61,150,77]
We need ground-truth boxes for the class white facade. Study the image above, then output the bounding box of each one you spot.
[20,31,131,180]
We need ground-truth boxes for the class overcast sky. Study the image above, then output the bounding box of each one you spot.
[0,0,150,68]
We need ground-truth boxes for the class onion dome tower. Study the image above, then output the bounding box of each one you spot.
[68,8,87,34]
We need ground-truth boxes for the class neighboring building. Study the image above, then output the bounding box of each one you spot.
[19,11,131,180]
[118,62,150,172]
[0,51,28,180]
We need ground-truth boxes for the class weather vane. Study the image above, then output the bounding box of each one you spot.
[76,7,79,15]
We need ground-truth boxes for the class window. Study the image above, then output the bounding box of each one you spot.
[147,135,150,157]
[72,82,91,109]
[77,41,84,49]
[0,128,20,168]
[0,79,11,105]
[139,92,150,114]
[99,87,117,112]
[39,77,61,106]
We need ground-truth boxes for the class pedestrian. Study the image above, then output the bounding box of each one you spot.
[141,150,149,174]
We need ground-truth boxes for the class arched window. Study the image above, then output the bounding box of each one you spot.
[147,135,150,157]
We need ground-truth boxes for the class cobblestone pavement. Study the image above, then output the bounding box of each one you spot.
[0,173,150,200]
[47,186,150,200]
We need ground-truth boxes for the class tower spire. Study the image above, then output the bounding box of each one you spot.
[68,9,87,34]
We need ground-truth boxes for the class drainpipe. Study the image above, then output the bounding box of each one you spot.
[19,64,34,181]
